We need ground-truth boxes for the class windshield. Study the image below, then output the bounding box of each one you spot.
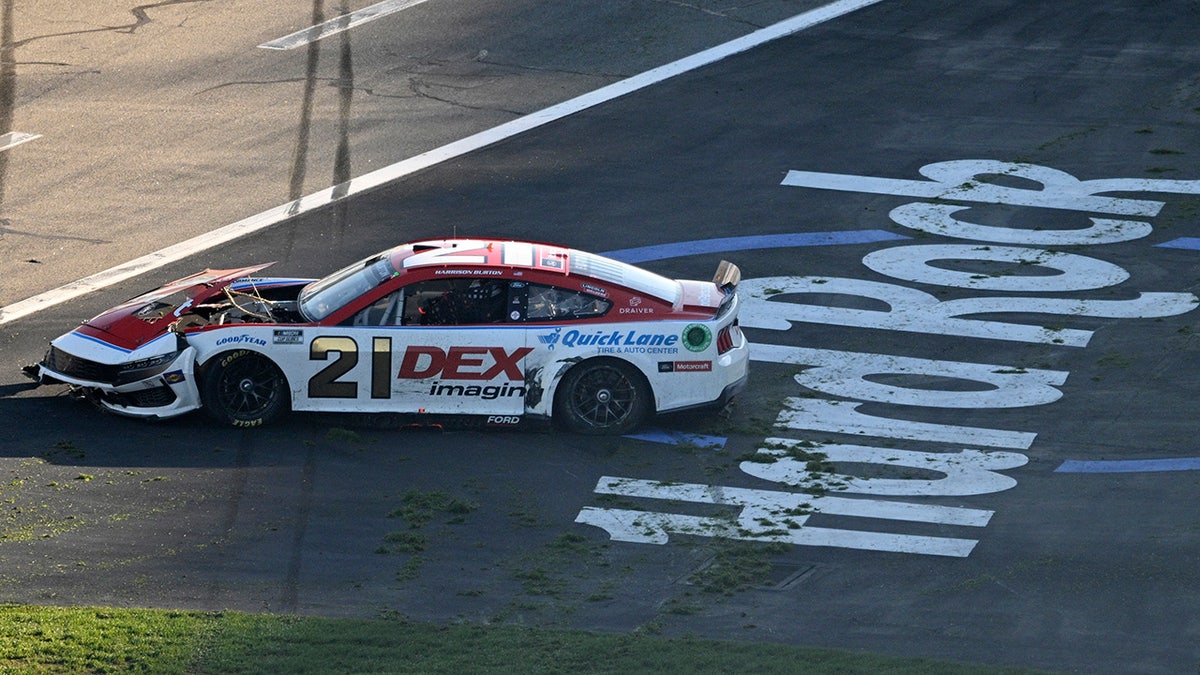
[299,254,397,321]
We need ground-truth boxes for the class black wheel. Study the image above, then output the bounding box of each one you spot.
[555,359,651,435]
[201,350,290,427]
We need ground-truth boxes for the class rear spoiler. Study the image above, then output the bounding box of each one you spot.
[713,260,741,292]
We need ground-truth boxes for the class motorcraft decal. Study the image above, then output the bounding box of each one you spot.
[658,360,713,373]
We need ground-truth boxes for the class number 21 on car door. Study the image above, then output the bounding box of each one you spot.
[298,328,532,415]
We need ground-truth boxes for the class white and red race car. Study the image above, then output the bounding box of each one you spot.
[26,239,748,434]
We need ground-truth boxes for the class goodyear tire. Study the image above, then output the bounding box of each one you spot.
[201,350,290,428]
[555,359,651,435]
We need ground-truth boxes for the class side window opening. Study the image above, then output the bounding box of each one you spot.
[526,284,611,321]
[405,278,510,326]
[351,290,405,326]
[349,279,610,326]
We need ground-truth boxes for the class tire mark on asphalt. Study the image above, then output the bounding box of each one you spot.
[279,439,317,613]
[205,430,253,609]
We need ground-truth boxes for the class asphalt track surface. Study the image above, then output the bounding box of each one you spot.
[2,1,1200,673]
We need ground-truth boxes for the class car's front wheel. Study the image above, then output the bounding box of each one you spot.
[555,359,651,435]
[200,350,290,427]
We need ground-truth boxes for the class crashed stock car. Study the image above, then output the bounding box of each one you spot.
[25,238,748,434]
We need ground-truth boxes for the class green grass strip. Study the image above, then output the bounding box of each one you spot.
[0,604,1042,674]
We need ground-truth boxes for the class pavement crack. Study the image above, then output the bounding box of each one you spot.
[471,56,628,81]
[378,55,623,115]
[123,0,213,35]
[404,78,526,116]
[652,0,765,29]
[11,0,212,48]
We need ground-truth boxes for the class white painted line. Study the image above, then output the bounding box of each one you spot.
[0,0,885,326]
[258,0,431,51]
[0,131,41,152]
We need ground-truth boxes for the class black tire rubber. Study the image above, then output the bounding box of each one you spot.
[200,350,290,428]
[555,359,651,435]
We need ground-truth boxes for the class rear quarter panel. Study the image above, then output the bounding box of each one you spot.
[528,318,734,416]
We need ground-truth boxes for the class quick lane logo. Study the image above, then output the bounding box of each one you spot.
[535,328,680,352]
[397,346,533,380]
[559,329,678,348]
[538,327,562,350]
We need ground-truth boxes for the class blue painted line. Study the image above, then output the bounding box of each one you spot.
[1055,458,1200,473]
[602,230,909,263]
[1155,238,1200,251]
[625,429,727,449]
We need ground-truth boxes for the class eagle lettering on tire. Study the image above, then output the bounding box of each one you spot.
[201,351,290,427]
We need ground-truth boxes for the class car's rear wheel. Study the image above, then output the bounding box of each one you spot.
[201,350,290,427]
[555,359,651,435]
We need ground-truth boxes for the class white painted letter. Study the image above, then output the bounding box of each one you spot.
[889,202,1153,245]
[773,397,1036,449]
[575,477,992,557]
[741,276,1196,348]
[749,341,1066,408]
[782,160,1170,216]
[739,440,1028,496]
[863,244,1129,292]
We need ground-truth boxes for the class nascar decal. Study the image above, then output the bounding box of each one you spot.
[274,329,303,344]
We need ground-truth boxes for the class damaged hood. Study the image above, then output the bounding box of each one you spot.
[75,264,275,351]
